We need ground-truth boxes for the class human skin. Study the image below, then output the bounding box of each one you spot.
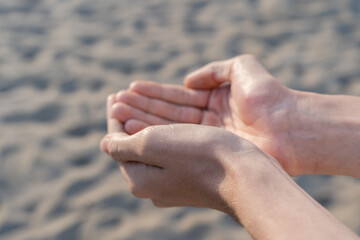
[111,55,360,177]
[100,96,358,239]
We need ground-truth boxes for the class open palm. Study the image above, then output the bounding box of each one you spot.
[111,55,297,174]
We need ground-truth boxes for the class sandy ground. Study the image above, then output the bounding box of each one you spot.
[0,0,360,239]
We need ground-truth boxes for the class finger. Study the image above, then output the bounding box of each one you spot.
[124,119,150,134]
[129,81,210,108]
[111,102,174,125]
[103,130,165,199]
[103,131,162,168]
[100,128,130,154]
[117,161,164,199]
[101,94,128,153]
[184,55,275,91]
[107,94,124,134]
[184,59,233,89]
[231,55,275,86]
[116,91,203,123]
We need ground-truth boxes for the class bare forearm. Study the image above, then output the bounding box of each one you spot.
[289,91,360,176]
[227,153,358,240]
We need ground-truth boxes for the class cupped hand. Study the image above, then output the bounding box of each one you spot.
[111,55,300,175]
[101,120,263,216]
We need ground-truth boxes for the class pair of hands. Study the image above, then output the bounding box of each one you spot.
[100,55,360,238]
[100,55,298,214]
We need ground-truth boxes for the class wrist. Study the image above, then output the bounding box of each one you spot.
[217,147,279,218]
[285,90,319,175]
[288,90,360,176]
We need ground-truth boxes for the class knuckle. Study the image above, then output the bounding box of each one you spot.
[234,54,258,70]
[207,61,219,68]
[237,54,256,62]
[107,136,121,159]
[137,127,158,154]
[207,60,232,81]
[207,61,221,72]
[201,61,222,76]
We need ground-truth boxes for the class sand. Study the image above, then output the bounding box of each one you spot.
[0,0,359,239]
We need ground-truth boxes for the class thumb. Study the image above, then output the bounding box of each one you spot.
[100,132,129,155]
[100,129,163,168]
[184,59,234,89]
[184,55,273,90]
[231,55,275,88]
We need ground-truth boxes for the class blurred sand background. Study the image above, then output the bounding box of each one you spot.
[0,0,360,239]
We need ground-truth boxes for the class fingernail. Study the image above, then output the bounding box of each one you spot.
[100,136,111,154]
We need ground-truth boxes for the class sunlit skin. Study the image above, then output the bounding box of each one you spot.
[112,55,298,175]
[111,55,360,177]
[100,55,360,239]
[100,95,358,240]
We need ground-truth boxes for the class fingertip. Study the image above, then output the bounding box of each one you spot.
[107,94,116,104]
[107,94,115,100]
[115,90,126,101]
[129,80,146,91]
[129,81,138,90]
[100,135,111,154]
